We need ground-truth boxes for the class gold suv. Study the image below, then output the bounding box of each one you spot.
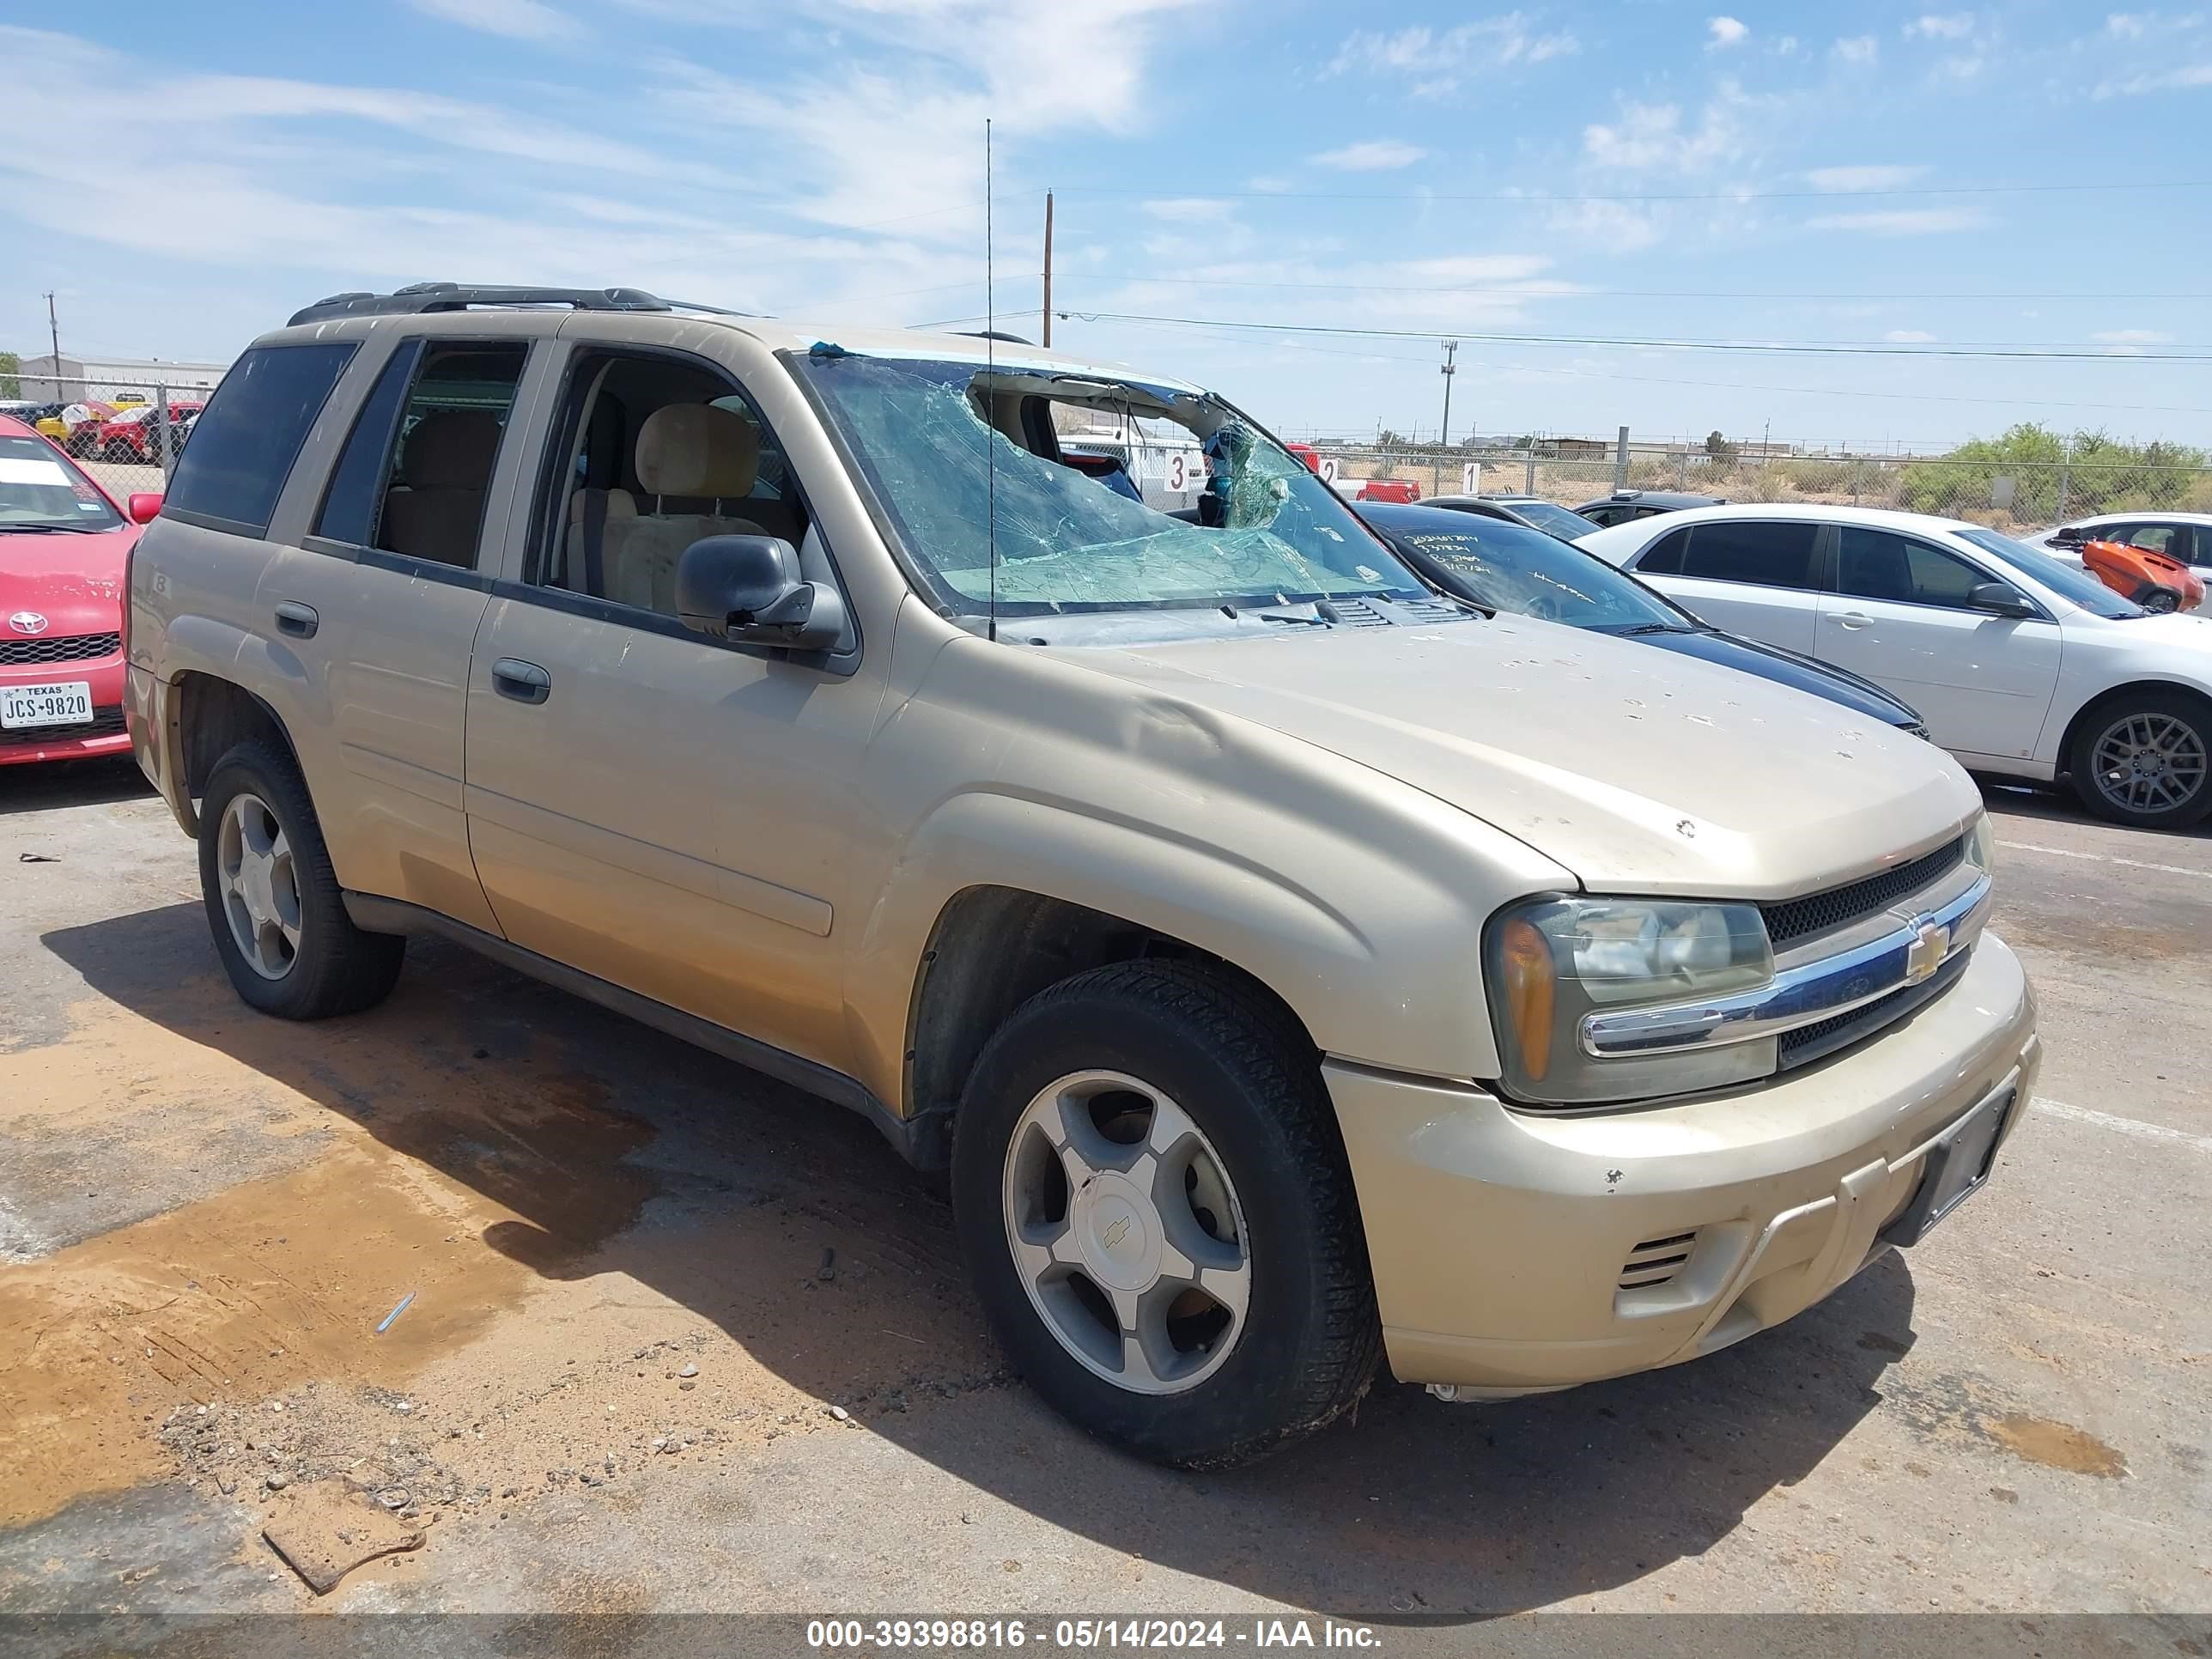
[125,284,2039,1466]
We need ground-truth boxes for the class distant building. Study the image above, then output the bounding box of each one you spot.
[15,353,231,404]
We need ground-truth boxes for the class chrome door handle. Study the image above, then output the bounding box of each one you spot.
[1832,611,1871,629]
[274,601,318,639]
[490,658,551,705]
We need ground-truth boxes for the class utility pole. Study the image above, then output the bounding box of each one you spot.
[1437,339,1458,448]
[45,292,61,372]
[1041,191,1054,349]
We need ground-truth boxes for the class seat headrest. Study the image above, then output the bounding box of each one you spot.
[398,409,502,490]
[635,404,760,498]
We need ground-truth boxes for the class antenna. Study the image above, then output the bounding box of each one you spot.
[986,118,998,643]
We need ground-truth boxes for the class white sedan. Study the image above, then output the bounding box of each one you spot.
[1578,502,2212,828]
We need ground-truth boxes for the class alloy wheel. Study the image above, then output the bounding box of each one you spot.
[216,791,303,979]
[1001,1069,1251,1395]
[2090,711,2208,815]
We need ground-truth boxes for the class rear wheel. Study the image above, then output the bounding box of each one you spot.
[2068,692,2212,828]
[198,741,404,1018]
[951,960,1380,1468]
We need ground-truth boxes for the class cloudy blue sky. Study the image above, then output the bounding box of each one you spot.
[4,2,2209,449]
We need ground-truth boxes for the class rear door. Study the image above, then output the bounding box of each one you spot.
[249,320,554,933]
[1813,524,2061,763]
[1627,519,1825,653]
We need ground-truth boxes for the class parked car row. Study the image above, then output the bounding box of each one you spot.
[106,283,2037,1474]
[0,397,202,461]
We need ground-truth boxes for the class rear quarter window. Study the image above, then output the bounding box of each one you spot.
[165,343,356,534]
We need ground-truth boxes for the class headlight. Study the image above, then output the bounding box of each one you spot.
[1965,811,1995,873]
[1484,896,1776,1106]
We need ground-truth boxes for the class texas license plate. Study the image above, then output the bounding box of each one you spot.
[0,680,94,728]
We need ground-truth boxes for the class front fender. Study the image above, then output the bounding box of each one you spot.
[844,783,1565,1115]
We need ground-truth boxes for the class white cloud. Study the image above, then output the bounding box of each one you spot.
[1775,34,1801,54]
[1883,330,1937,343]
[2090,328,2172,343]
[1903,13,1975,38]
[1310,139,1428,172]
[1244,174,1294,193]
[645,0,1204,234]
[406,0,583,40]
[1832,34,1879,62]
[1706,15,1749,48]
[1324,15,1578,96]
[1805,164,1927,191]
[1582,100,1741,172]
[2096,61,2212,93]
[1142,197,1233,222]
[1546,199,1664,251]
[2108,11,2149,34]
[1805,206,1991,234]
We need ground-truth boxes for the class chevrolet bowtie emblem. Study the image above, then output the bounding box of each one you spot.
[1905,918,1950,985]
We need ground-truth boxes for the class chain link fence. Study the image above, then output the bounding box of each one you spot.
[2,375,207,505]
[1308,440,2212,536]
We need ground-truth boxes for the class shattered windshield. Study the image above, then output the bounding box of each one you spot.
[794,353,1427,615]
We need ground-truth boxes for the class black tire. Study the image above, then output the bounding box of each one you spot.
[2066,690,2212,829]
[198,740,404,1018]
[951,959,1380,1468]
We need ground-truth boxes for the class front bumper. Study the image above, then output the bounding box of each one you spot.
[0,654,128,767]
[1331,932,2039,1394]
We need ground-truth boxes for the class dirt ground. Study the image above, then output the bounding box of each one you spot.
[1,758,2208,1648]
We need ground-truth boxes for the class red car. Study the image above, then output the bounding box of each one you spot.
[93,401,204,463]
[1,414,161,767]
[1355,478,1421,504]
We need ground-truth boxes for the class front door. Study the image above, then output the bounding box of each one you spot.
[461,331,884,1073]
[1814,524,2062,763]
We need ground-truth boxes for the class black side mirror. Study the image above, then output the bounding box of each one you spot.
[2049,526,2088,548]
[1967,580,2035,618]
[676,534,847,652]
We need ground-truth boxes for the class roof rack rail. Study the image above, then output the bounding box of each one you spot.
[286,283,679,328]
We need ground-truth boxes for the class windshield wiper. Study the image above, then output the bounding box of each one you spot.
[0,522,92,534]
[1613,621,1701,635]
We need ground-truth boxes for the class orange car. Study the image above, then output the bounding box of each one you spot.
[2078,538,2206,615]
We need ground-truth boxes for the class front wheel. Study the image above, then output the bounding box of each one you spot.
[951,960,1380,1468]
[198,741,405,1018]
[2068,692,2212,828]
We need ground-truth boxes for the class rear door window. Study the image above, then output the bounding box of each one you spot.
[164,343,356,533]
[1636,526,1690,574]
[1676,520,1820,589]
[310,341,526,570]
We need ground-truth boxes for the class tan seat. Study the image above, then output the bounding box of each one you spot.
[588,404,771,614]
[380,409,501,567]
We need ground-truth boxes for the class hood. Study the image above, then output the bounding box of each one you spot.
[1053,617,1979,898]
[0,525,135,640]
[1638,629,1923,727]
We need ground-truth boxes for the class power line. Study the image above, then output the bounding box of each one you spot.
[1078,315,2212,417]
[1060,275,2212,303]
[1051,179,2212,205]
[1048,311,2212,362]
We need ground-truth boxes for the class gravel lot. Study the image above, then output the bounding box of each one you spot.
[0,758,2206,1644]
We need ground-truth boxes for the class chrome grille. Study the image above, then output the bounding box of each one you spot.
[0,631,120,665]
[1761,835,1966,948]
[1778,950,1971,1071]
